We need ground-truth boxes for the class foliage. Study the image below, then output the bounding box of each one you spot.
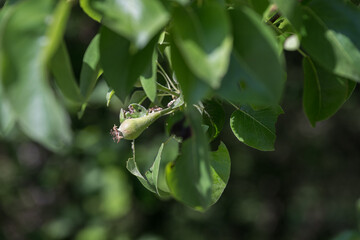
[0,0,359,212]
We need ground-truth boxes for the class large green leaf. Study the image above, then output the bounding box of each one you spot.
[140,50,157,102]
[1,0,72,151]
[172,1,232,88]
[300,0,360,82]
[170,38,210,104]
[209,142,231,206]
[50,41,83,104]
[80,34,102,101]
[84,0,169,48]
[166,108,212,210]
[99,26,157,101]
[230,105,283,151]
[302,57,356,127]
[218,7,285,105]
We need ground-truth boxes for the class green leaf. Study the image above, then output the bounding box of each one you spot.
[79,0,102,22]
[230,105,283,151]
[166,107,212,210]
[127,138,177,197]
[86,0,169,48]
[0,85,15,136]
[127,143,157,193]
[218,7,286,105]
[152,143,164,195]
[151,137,179,196]
[170,38,211,104]
[300,0,360,82]
[302,57,356,127]
[99,26,157,101]
[140,50,157,102]
[209,142,231,206]
[44,0,73,62]
[80,34,102,101]
[172,1,232,88]
[0,7,15,136]
[50,41,83,104]
[1,0,72,151]
[201,99,225,141]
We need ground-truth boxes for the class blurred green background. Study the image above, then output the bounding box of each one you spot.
[1,4,360,240]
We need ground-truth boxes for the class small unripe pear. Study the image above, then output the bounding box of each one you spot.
[119,111,162,140]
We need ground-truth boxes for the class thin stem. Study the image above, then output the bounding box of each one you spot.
[157,70,172,89]
[297,48,308,58]
[157,62,178,91]
[157,83,180,97]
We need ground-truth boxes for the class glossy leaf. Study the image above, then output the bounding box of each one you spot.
[99,27,156,101]
[230,105,283,151]
[300,0,360,82]
[140,50,157,102]
[218,7,285,105]
[80,34,102,101]
[209,142,231,206]
[172,1,232,88]
[1,0,72,151]
[202,99,225,141]
[50,41,83,104]
[85,0,169,48]
[302,57,356,127]
[166,108,212,210]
